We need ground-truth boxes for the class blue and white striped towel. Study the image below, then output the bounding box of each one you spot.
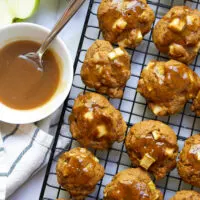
[0,119,54,200]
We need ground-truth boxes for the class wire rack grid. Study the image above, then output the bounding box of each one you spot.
[40,0,200,199]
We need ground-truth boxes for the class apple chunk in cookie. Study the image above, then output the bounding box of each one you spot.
[69,92,127,149]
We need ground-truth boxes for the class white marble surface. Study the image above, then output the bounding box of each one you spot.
[8,0,89,199]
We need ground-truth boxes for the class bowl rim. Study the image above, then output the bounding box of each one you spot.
[0,22,74,124]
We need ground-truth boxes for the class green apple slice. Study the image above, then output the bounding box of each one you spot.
[7,0,40,19]
[0,0,14,25]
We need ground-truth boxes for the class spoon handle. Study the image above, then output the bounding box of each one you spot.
[37,0,86,57]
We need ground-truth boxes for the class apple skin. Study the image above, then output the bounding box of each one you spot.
[0,0,14,26]
[7,0,40,20]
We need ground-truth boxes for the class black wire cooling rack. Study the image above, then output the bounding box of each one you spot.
[40,0,200,199]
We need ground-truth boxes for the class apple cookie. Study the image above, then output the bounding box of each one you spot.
[125,120,178,180]
[170,190,200,200]
[153,6,200,64]
[104,168,163,200]
[98,0,155,48]
[191,90,200,116]
[69,92,127,149]
[56,147,104,200]
[137,60,200,116]
[81,40,131,98]
[177,134,200,188]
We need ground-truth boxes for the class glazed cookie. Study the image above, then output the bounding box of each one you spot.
[170,190,200,200]
[104,168,163,200]
[177,134,200,187]
[56,147,104,199]
[191,90,200,116]
[153,6,200,64]
[98,0,155,48]
[69,92,127,149]
[137,60,200,116]
[125,120,178,180]
[81,40,131,98]
[57,199,70,200]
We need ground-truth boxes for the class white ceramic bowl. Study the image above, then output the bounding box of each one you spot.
[0,23,73,124]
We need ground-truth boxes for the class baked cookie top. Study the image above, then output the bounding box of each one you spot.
[170,190,200,200]
[125,120,178,180]
[69,92,127,149]
[104,168,163,200]
[153,6,200,64]
[137,59,200,116]
[98,0,155,48]
[192,90,200,116]
[81,40,131,98]
[177,134,200,187]
[56,147,104,199]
